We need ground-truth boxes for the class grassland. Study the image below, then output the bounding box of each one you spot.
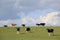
[0,26,60,40]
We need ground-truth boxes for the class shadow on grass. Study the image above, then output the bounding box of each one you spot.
[53,35,60,37]
[20,31,33,34]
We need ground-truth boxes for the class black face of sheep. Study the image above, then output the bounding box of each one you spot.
[26,27,30,32]
[47,29,54,33]
[4,25,8,27]
[22,24,25,27]
[17,28,20,31]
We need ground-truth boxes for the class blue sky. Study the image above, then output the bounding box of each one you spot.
[0,0,60,26]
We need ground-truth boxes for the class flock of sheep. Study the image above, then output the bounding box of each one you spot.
[3,23,54,37]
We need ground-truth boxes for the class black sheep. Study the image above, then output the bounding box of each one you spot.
[4,25,8,27]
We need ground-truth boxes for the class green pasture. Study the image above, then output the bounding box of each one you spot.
[0,26,60,40]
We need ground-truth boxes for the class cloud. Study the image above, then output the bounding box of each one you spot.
[0,0,60,20]
[21,17,28,24]
[39,12,60,26]
[14,0,60,12]
[10,12,60,26]
[0,19,22,26]
[0,12,60,26]
[0,17,36,26]
[0,20,8,24]
[21,17,36,26]
[0,0,19,20]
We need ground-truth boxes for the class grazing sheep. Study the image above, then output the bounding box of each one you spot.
[25,27,30,32]
[47,28,54,36]
[22,24,25,27]
[17,28,20,34]
[36,23,45,26]
[4,25,8,27]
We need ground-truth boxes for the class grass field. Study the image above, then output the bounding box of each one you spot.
[0,26,60,40]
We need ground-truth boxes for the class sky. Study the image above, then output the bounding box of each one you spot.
[0,0,60,26]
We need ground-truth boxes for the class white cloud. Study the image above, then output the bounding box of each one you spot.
[21,12,60,26]
[0,12,60,26]
[38,12,60,26]
[14,0,60,12]
[21,17,28,24]
[0,19,15,26]
[0,20,8,24]
[21,17,36,24]
[0,0,60,20]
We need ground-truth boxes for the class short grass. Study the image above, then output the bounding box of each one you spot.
[0,26,60,40]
